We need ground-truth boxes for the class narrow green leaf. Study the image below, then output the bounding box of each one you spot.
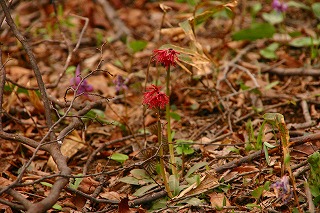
[169,175,180,196]
[265,81,279,90]
[287,1,309,10]
[256,121,267,149]
[289,37,320,47]
[130,169,150,180]
[40,182,53,188]
[118,176,139,185]
[185,161,207,177]
[133,184,158,196]
[263,143,271,165]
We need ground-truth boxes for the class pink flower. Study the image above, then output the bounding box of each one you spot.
[70,65,93,95]
[143,85,169,109]
[153,48,180,69]
[272,0,288,13]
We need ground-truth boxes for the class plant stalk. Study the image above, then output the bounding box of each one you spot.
[157,110,173,198]
[165,66,178,177]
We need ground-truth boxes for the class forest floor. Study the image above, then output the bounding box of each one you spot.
[1,0,320,212]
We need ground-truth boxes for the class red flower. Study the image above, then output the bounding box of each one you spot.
[143,85,169,109]
[153,48,180,68]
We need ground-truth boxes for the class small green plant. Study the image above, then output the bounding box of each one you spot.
[110,153,129,164]
[69,174,83,190]
[307,151,320,204]
[176,139,194,155]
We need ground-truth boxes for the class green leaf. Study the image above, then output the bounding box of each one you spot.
[262,11,284,25]
[69,174,83,190]
[287,1,309,10]
[110,153,129,164]
[312,3,320,19]
[66,66,76,75]
[251,186,264,199]
[150,198,167,210]
[52,204,62,210]
[265,81,279,90]
[264,142,276,149]
[169,175,180,196]
[118,176,139,185]
[128,40,148,53]
[264,181,270,190]
[263,143,271,165]
[289,37,320,47]
[250,3,262,18]
[232,23,275,41]
[246,203,262,209]
[185,197,202,206]
[256,121,266,150]
[130,169,150,180]
[170,112,181,121]
[185,161,208,177]
[185,174,200,185]
[133,183,158,196]
[40,182,53,188]
[260,43,279,59]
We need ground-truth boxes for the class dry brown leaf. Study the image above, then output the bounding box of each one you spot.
[47,131,87,172]
[0,177,12,186]
[209,192,231,208]
[100,191,121,201]
[27,90,45,114]
[184,171,219,197]
[78,177,99,194]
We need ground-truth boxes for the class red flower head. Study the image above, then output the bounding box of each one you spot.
[153,48,180,69]
[143,85,169,109]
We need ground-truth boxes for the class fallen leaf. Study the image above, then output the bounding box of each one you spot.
[209,192,231,208]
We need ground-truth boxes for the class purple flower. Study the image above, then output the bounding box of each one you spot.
[113,75,128,93]
[153,48,180,69]
[70,65,93,95]
[271,175,293,204]
[272,0,288,13]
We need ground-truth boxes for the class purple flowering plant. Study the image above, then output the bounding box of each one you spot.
[113,75,128,93]
[272,0,288,13]
[70,65,93,95]
[271,175,293,204]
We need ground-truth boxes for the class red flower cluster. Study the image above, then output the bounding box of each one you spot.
[143,85,169,109]
[153,48,180,68]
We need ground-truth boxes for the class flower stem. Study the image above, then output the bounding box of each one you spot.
[165,66,178,178]
[157,110,173,198]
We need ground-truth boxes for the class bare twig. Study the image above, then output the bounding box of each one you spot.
[96,0,131,41]
[261,64,320,76]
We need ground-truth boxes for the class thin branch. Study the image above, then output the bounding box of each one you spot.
[261,64,320,76]
[0,48,6,130]
[0,0,54,141]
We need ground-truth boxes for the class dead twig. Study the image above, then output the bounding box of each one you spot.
[96,0,131,41]
[261,64,320,76]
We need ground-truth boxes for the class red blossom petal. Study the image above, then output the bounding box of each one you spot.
[143,84,169,109]
[153,48,180,68]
